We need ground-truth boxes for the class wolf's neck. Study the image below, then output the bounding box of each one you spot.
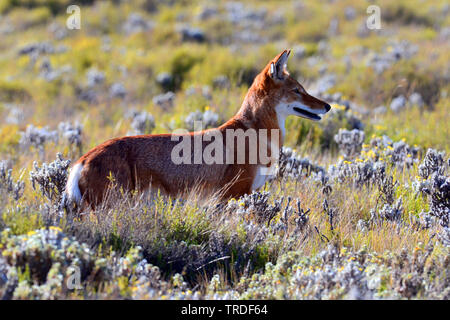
[234,91,285,143]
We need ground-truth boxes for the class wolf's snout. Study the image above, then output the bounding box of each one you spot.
[325,104,331,112]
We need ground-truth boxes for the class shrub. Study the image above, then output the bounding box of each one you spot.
[29,153,70,204]
[0,161,24,201]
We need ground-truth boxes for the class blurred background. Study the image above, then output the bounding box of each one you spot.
[0,0,448,161]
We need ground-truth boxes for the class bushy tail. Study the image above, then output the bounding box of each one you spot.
[66,163,83,204]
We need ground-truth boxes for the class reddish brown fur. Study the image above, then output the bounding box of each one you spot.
[71,50,330,208]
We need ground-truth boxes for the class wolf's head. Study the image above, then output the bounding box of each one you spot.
[252,49,331,122]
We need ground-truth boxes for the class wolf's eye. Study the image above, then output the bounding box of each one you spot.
[293,88,301,95]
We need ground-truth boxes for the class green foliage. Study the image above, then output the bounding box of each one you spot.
[168,47,204,90]
[1,206,43,235]
[0,80,31,102]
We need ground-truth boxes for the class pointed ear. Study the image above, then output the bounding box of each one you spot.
[269,49,291,80]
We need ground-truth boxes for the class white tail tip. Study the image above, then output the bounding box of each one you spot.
[66,163,83,203]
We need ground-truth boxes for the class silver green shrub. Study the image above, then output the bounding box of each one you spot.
[20,124,58,157]
[334,128,365,159]
[184,109,219,131]
[58,121,83,153]
[0,161,24,201]
[128,110,155,135]
[29,153,70,203]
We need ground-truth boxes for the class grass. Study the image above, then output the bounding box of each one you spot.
[0,0,449,300]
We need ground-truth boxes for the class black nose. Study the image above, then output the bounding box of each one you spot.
[325,104,331,112]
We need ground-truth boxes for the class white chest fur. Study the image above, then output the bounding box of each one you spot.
[251,110,283,191]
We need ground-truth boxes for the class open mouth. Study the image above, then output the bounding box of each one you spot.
[293,107,322,121]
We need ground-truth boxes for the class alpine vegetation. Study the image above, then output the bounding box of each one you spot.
[128,110,156,135]
[0,0,448,301]
[0,161,24,201]
[58,122,83,154]
[20,125,58,158]
[30,153,71,204]
[414,149,449,229]
[184,109,220,131]
[334,129,365,159]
